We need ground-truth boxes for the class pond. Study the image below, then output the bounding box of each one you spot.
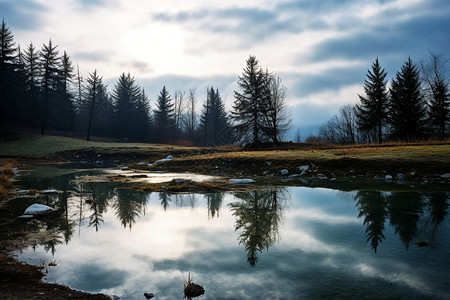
[4,169,450,299]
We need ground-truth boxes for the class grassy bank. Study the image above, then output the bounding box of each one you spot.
[1,134,449,180]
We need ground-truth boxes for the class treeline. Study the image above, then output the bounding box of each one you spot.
[316,55,449,144]
[0,19,290,146]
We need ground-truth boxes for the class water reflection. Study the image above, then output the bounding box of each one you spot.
[229,188,286,266]
[7,170,450,299]
[355,191,449,252]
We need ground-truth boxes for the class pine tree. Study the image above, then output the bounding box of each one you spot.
[199,87,232,146]
[134,88,151,141]
[85,70,102,141]
[111,73,141,140]
[54,50,75,131]
[153,86,176,142]
[232,55,271,145]
[24,42,41,128]
[0,19,17,129]
[388,57,427,140]
[356,58,389,143]
[39,39,60,134]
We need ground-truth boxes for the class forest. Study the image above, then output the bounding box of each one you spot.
[0,19,290,146]
[316,55,450,144]
[1,18,449,146]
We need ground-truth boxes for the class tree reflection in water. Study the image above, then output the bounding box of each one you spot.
[356,191,449,252]
[113,189,148,230]
[228,188,286,267]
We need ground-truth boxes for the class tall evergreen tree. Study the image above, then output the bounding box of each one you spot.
[388,57,427,140]
[232,55,271,145]
[55,50,75,131]
[0,19,16,129]
[422,52,450,139]
[134,88,151,141]
[356,58,389,143]
[111,72,141,140]
[199,87,232,146]
[24,42,41,128]
[39,39,60,134]
[85,70,102,141]
[153,86,176,142]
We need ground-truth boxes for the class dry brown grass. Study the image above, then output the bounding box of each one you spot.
[133,179,230,193]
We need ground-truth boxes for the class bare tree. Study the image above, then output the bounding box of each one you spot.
[174,90,185,130]
[263,72,291,144]
[421,52,450,139]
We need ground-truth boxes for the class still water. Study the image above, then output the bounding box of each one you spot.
[8,170,450,299]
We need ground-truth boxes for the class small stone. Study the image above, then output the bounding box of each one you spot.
[144,292,154,299]
[280,169,289,176]
[440,173,450,179]
[266,161,272,166]
[385,175,393,181]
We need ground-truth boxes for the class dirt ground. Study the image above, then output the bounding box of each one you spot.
[0,254,111,299]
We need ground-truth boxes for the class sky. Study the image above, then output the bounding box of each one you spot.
[1,0,449,139]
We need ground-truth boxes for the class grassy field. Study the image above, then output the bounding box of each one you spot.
[0,135,204,157]
[1,134,449,178]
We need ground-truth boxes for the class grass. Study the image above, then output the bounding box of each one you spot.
[0,159,17,200]
[0,134,204,157]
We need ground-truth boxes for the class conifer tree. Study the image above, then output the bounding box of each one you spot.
[39,39,60,134]
[232,55,271,145]
[0,19,16,129]
[388,57,427,140]
[356,58,389,143]
[111,72,141,140]
[153,86,176,142]
[24,42,41,128]
[199,87,232,145]
[85,70,102,141]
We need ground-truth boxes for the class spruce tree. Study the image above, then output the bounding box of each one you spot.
[111,73,141,140]
[0,19,17,129]
[199,87,232,146]
[24,42,41,128]
[39,39,60,134]
[85,70,102,141]
[232,55,271,145]
[356,58,389,143]
[388,57,427,140]
[153,86,176,142]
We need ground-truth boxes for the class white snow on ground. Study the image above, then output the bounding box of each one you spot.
[23,204,54,215]
[229,179,256,184]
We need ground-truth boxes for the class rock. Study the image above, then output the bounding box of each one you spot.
[288,174,300,178]
[266,161,272,166]
[410,171,416,177]
[280,169,289,176]
[385,175,393,181]
[440,173,450,179]
[229,179,256,184]
[153,155,174,164]
[137,162,147,165]
[263,171,270,176]
[17,189,30,195]
[121,166,129,170]
[23,204,55,215]
[144,292,155,299]
[40,189,60,194]
[298,165,309,176]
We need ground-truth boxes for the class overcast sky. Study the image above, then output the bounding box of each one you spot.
[2,0,449,138]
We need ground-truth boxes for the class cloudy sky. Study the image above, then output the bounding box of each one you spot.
[2,0,449,138]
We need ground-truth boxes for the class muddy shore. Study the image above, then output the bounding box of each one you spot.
[1,142,449,299]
